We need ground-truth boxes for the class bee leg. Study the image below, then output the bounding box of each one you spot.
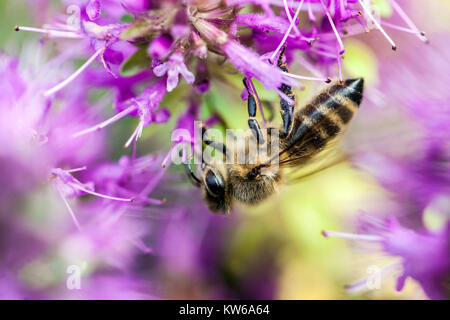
[201,126,227,155]
[277,45,295,138]
[243,78,265,144]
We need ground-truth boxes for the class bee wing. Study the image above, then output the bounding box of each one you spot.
[276,119,346,165]
[274,126,352,183]
[283,145,349,184]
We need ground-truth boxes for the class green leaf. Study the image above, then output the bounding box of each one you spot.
[119,47,152,77]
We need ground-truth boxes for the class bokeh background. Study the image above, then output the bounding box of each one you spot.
[0,0,449,299]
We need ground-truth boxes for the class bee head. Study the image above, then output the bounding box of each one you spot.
[200,165,230,213]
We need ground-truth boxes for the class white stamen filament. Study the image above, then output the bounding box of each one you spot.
[270,0,305,62]
[283,0,301,36]
[339,0,346,18]
[66,166,87,173]
[380,21,418,34]
[73,184,134,202]
[322,230,383,242]
[357,0,397,50]
[72,104,138,138]
[44,48,103,97]
[282,70,329,82]
[307,1,316,21]
[390,0,428,43]
[56,187,82,232]
[161,139,183,169]
[321,1,345,54]
[124,120,145,149]
[15,26,84,39]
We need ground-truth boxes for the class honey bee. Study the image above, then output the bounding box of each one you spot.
[184,48,364,213]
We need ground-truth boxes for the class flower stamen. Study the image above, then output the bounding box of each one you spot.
[282,0,301,36]
[123,120,144,149]
[322,230,383,242]
[74,184,134,202]
[44,48,103,96]
[357,0,397,50]
[73,104,138,138]
[270,0,305,63]
[56,187,83,232]
[390,0,428,43]
[14,25,84,39]
[282,70,330,83]
[320,0,345,55]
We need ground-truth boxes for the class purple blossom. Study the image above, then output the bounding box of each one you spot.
[235,13,291,34]
[323,215,450,299]
[86,0,101,20]
[357,145,450,218]
[153,52,195,92]
[148,34,174,60]
[74,78,169,148]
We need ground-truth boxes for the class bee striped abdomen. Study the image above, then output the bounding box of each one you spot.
[282,78,364,161]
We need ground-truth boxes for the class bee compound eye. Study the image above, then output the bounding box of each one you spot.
[205,170,225,197]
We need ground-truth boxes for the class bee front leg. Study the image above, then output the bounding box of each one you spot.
[201,126,227,155]
[243,78,265,144]
[277,45,296,138]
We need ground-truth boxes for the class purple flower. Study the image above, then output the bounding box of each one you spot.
[15,10,130,95]
[0,51,104,183]
[148,34,174,60]
[323,215,450,299]
[358,146,450,218]
[50,167,134,231]
[86,0,101,21]
[87,154,168,206]
[153,52,195,92]
[235,13,291,34]
[73,78,169,148]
